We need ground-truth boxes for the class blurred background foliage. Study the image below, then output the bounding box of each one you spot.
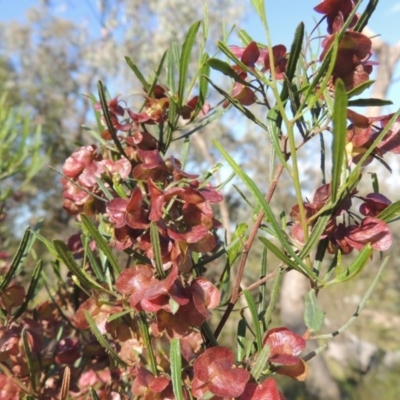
[1,0,400,399]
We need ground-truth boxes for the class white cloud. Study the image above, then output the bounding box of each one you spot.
[386,3,400,15]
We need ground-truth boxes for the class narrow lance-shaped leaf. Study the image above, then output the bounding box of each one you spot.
[53,240,104,291]
[191,52,210,120]
[217,41,257,76]
[207,78,268,130]
[80,214,120,275]
[259,236,300,270]
[354,0,379,32]
[98,81,128,160]
[228,223,248,266]
[170,339,184,400]
[347,80,374,98]
[333,245,373,284]
[13,260,43,320]
[280,22,304,104]
[125,57,150,91]
[331,79,348,203]
[250,344,270,380]
[347,98,392,107]
[150,221,166,278]
[207,58,248,84]
[178,21,201,108]
[264,267,283,329]
[84,311,128,366]
[378,200,400,222]
[304,289,325,332]
[22,328,37,392]
[237,319,247,362]
[147,50,167,98]
[302,36,338,110]
[243,290,263,352]
[0,226,37,291]
[83,236,106,282]
[237,29,255,46]
[167,45,177,93]
[299,213,332,261]
[214,139,319,281]
[90,388,101,400]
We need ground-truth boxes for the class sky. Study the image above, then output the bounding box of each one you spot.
[1,0,400,109]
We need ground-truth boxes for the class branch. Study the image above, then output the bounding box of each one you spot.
[214,163,285,338]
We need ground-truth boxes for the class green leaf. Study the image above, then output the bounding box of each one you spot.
[147,50,167,98]
[87,93,106,135]
[228,223,248,265]
[202,3,209,41]
[263,267,283,329]
[250,344,270,380]
[207,78,268,130]
[250,0,266,22]
[150,221,165,278]
[299,213,331,261]
[53,240,104,291]
[280,22,304,102]
[378,200,400,222]
[80,214,120,275]
[22,328,38,392]
[0,226,37,291]
[331,79,348,203]
[333,245,373,284]
[347,80,375,98]
[266,109,288,169]
[167,44,178,93]
[237,30,254,46]
[107,309,132,323]
[304,289,325,332]
[258,236,299,270]
[217,41,254,75]
[98,81,128,159]
[258,247,268,317]
[83,237,106,282]
[125,57,150,91]
[237,319,247,361]
[13,260,43,320]
[84,311,128,366]
[170,339,184,400]
[214,140,319,281]
[90,388,101,400]
[354,0,379,32]
[207,58,248,83]
[370,172,379,193]
[302,35,338,110]
[178,21,201,107]
[191,53,210,120]
[348,98,393,107]
[243,290,263,352]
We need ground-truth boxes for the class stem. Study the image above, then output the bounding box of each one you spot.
[214,164,284,338]
[287,122,309,245]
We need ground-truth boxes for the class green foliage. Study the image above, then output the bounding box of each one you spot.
[0,93,43,200]
[1,0,400,398]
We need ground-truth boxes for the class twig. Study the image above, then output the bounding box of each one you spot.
[214,163,285,338]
